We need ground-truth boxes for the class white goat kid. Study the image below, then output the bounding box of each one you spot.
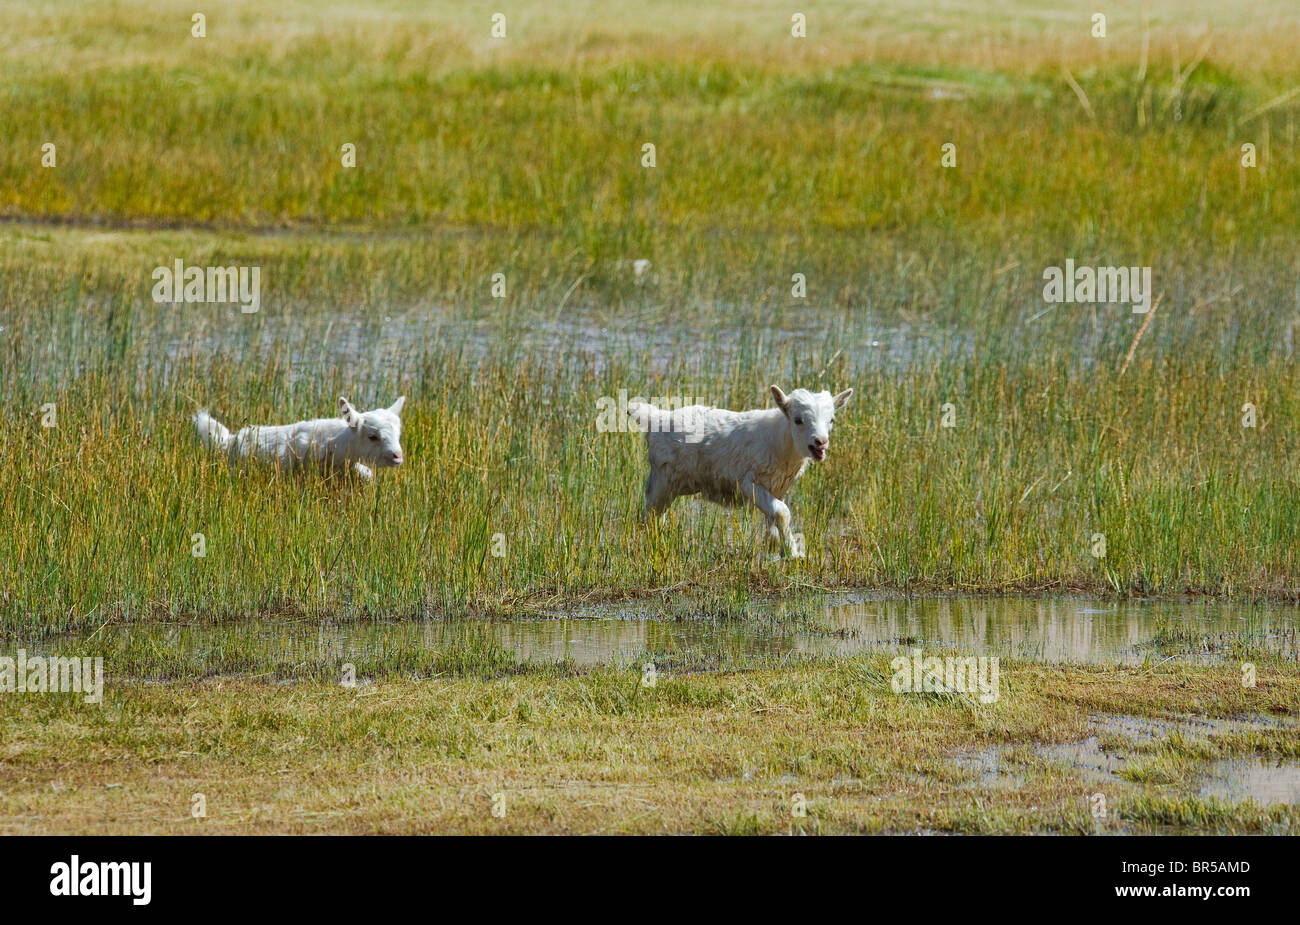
[193,396,406,480]
[629,385,853,555]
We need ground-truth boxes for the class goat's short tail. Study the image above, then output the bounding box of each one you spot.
[193,409,233,452]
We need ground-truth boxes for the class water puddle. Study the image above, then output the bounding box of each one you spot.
[27,593,1300,671]
[808,595,1299,666]
[1010,712,1300,807]
[949,711,1300,809]
[1198,758,1300,804]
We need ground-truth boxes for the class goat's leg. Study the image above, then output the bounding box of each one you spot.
[739,478,794,556]
[353,462,374,480]
[643,467,675,517]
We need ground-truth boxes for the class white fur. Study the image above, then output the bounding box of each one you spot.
[629,385,853,555]
[193,396,406,480]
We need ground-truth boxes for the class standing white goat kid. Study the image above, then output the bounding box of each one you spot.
[628,385,853,555]
[193,396,406,479]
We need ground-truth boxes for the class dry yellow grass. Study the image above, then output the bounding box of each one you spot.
[2,659,1295,834]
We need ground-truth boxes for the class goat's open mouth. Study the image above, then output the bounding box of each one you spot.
[809,444,827,461]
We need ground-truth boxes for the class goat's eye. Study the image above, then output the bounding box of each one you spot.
[368,433,379,441]
[794,417,804,426]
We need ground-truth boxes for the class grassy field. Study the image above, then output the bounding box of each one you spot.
[6,3,1300,632]
[6,226,1300,636]
[3,1,1300,834]
[3,652,1297,835]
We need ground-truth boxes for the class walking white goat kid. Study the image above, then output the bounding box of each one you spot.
[628,385,853,555]
[193,396,406,480]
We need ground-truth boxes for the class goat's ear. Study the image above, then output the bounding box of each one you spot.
[833,388,854,410]
[770,385,791,415]
[388,395,406,416]
[338,397,362,430]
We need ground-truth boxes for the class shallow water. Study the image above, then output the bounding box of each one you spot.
[1199,758,1300,804]
[805,595,1299,666]
[38,593,1300,669]
[959,712,1300,808]
[43,291,971,394]
[539,594,1299,666]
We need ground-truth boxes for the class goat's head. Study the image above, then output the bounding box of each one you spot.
[339,395,406,467]
[770,385,853,462]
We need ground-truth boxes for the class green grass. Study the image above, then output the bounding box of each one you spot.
[4,2,1300,835]
[3,2,1298,246]
[4,2,1300,633]
[5,228,1299,635]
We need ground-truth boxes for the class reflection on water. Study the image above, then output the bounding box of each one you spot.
[1199,758,1300,804]
[806,596,1299,665]
[42,594,1300,669]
